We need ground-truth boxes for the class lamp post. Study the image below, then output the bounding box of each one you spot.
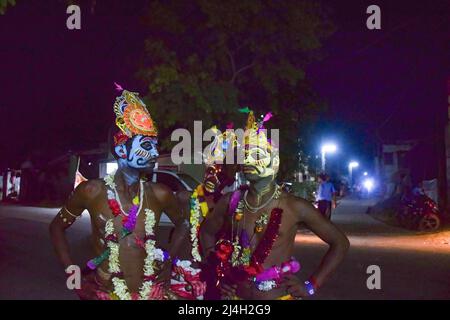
[348,161,359,190]
[321,143,337,172]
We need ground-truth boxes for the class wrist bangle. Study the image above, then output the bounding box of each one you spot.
[304,280,315,296]
[63,206,80,219]
[162,250,171,263]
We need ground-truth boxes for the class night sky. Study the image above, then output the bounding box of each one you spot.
[0,0,448,173]
[307,0,448,171]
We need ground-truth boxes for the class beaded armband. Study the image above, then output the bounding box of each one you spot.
[58,207,81,225]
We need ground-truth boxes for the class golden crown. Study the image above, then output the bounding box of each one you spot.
[243,110,273,151]
[113,85,158,138]
[204,125,238,165]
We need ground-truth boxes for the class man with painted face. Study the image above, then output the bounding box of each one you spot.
[201,110,350,300]
[169,126,238,299]
[49,87,189,300]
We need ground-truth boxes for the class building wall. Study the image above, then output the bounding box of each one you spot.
[379,142,416,198]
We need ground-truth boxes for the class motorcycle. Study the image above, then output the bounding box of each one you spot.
[396,194,441,232]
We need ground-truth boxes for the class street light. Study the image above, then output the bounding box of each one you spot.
[348,161,359,189]
[321,143,337,171]
[363,178,375,192]
[363,171,368,176]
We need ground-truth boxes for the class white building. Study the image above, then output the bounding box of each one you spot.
[376,140,416,198]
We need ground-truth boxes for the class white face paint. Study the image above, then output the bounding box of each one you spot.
[242,144,280,181]
[116,135,159,171]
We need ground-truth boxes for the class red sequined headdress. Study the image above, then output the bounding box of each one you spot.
[112,82,158,145]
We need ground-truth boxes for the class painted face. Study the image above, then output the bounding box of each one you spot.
[243,144,280,181]
[203,164,236,195]
[116,135,159,171]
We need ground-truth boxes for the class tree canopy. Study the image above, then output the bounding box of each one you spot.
[0,0,15,14]
[138,0,334,178]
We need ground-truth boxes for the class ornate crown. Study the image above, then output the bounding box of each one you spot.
[113,83,158,140]
[242,109,274,151]
[204,125,238,165]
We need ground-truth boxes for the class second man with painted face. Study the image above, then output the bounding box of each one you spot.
[201,110,350,300]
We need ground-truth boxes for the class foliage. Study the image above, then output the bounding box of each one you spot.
[138,0,334,178]
[0,0,16,15]
[292,180,318,202]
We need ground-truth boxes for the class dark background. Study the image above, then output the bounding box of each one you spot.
[0,0,448,175]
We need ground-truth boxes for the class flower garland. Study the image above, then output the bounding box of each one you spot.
[86,172,141,270]
[254,258,300,291]
[106,173,144,235]
[246,208,283,276]
[215,190,284,287]
[88,171,168,300]
[189,184,209,262]
[106,208,162,300]
[170,258,205,300]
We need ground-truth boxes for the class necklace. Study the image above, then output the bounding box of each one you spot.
[243,184,281,213]
[104,172,144,234]
[87,171,169,300]
[111,174,144,216]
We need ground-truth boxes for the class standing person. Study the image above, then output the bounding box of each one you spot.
[49,86,189,300]
[316,173,337,219]
[200,110,349,300]
[169,125,238,300]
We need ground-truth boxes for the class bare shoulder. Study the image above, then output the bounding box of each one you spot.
[175,189,192,203]
[144,181,173,202]
[74,179,105,202]
[283,192,316,222]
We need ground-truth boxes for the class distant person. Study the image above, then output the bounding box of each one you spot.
[316,173,337,219]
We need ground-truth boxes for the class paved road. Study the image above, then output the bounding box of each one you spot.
[0,198,449,299]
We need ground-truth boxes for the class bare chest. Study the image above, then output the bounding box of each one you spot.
[87,187,162,239]
[225,199,299,271]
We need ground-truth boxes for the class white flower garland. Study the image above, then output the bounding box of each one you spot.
[104,171,144,217]
[174,259,201,276]
[105,208,159,300]
[256,280,277,292]
[104,173,116,189]
[189,196,202,262]
[103,171,163,300]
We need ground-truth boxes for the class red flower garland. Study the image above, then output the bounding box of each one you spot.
[107,199,121,217]
[249,207,283,269]
[216,241,234,261]
[214,207,284,282]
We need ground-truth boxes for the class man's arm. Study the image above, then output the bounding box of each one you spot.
[283,197,349,297]
[174,190,192,221]
[49,180,105,300]
[198,193,236,299]
[152,183,189,261]
[199,193,229,258]
[49,181,98,269]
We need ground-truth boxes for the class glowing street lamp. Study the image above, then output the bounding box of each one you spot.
[363,178,375,192]
[363,171,368,176]
[320,143,337,171]
[348,161,359,188]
